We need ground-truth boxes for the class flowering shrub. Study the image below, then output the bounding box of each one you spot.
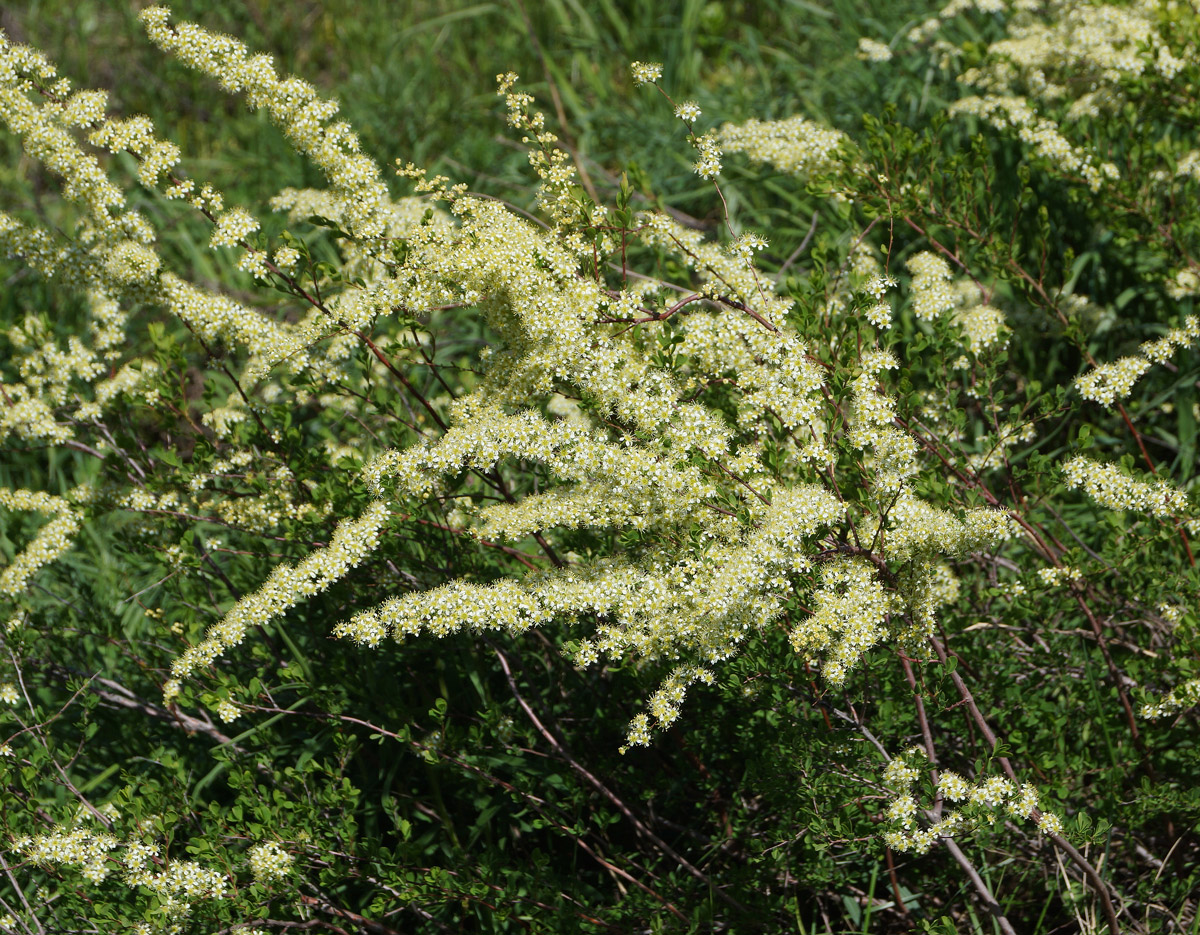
[0,1,1198,932]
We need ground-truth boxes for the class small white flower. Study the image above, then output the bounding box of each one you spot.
[1037,812,1064,836]
[630,61,663,86]
[273,245,301,274]
[249,841,293,883]
[209,207,259,249]
[215,699,241,723]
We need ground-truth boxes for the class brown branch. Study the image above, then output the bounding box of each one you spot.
[244,703,687,922]
[776,210,820,278]
[491,646,749,914]
[927,636,1126,935]
[837,698,1016,935]
[943,839,1019,935]
[297,895,403,935]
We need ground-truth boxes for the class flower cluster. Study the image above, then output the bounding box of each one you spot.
[140,6,389,241]
[1166,268,1200,299]
[1075,356,1152,406]
[952,295,1008,354]
[1070,314,1200,406]
[905,251,957,321]
[880,747,1065,854]
[1037,566,1081,587]
[857,38,894,63]
[213,698,241,723]
[691,129,722,180]
[630,61,662,86]
[624,666,715,751]
[496,73,583,228]
[885,493,1018,562]
[719,115,848,180]
[16,826,119,884]
[790,558,892,687]
[950,94,1119,192]
[1140,677,1200,720]
[1062,457,1190,520]
[248,841,294,883]
[209,206,260,249]
[0,487,81,599]
[170,501,388,679]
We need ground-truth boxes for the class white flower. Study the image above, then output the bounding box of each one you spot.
[209,208,259,249]
[248,841,293,883]
[273,245,301,274]
[630,61,663,86]
[857,38,893,63]
[215,699,241,723]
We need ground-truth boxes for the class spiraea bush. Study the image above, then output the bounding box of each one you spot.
[0,0,1198,932]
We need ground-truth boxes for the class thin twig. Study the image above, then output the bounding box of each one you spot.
[776,210,819,278]
[490,645,749,913]
[927,636,1127,935]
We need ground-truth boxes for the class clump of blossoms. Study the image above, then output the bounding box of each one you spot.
[857,38,894,63]
[1076,316,1200,405]
[947,94,1118,192]
[15,826,119,884]
[1037,565,1082,587]
[16,824,228,924]
[213,697,241,723]
[140,6,390,242]
[1141,678,1200,720]
[1166,267,1200,299]
[861,274,899,328]
[0,488,80,598]
[950,289,1008,355]
[905,251,957,321]
[248,841,293,883]
[880,747,1065,855]
[630,61,662,86]
[208,206,259,249]
[1062,457,1191,520]
[1075,356,1153,406]
[691,130,723,180]
[719,115,848,180]
[170,501,388,682]
[789,558,892,687]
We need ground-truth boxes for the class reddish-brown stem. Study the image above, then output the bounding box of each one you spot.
[491,646,748,913]
[883,847,910,920]
[1114,402,1195,567]
[927,636,1125,935]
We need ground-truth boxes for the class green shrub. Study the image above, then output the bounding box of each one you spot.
[1,1,1198,932]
